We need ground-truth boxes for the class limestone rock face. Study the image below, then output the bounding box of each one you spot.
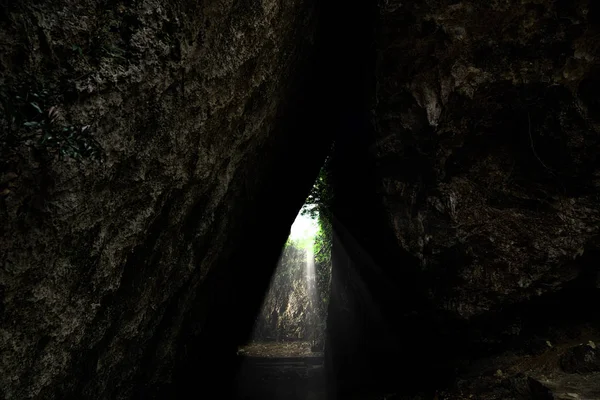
[327,0,600,396]
[560,342,600,373]
[364,0,600,318]
[0,1,327,398]
[253,244,311,341]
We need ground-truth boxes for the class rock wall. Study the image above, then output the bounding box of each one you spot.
[327,0,600,397]
[374,0,600,318]
[253,244,312,341]
[3,0,599,398]
[0,1,332,398]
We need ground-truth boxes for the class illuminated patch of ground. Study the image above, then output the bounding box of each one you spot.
[237,341,323,358]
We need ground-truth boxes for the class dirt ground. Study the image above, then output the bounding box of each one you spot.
[237,341,323,358]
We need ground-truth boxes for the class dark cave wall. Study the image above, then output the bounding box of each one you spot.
[0,1,332,398]
[327,0,600,396]
[372,0,600,317]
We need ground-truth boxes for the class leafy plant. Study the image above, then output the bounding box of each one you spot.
[302,161,333,220]
[0,81,103,164]
[40,123,103,161]
[252,159,335,345]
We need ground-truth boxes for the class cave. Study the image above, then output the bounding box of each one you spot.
[233,202,330,399]
[1,0,600,399]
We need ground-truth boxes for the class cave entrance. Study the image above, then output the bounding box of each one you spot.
[242,203,330,353]
[234,192,333,399]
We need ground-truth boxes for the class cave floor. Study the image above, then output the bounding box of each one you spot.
[231,335,600,400]
[237,341,324,358]
[234,341,327,400]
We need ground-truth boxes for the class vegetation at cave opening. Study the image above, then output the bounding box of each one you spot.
[252,161,333,350]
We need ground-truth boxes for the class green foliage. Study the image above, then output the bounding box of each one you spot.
[254,159,334,347]
[305,161,334,349]
[0,80,103,164]
[314,216,332,266]
[72,44,84,57]
[302,161,333,220]
[303,160,333,303]
[313,215,332,319]
[287,234,313,251]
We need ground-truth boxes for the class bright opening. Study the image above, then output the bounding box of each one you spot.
[240,205,331,356]
[289,205,319,242]
[234,166,332,399]
[239,202,331,356]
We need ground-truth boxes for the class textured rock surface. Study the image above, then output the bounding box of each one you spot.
[433,336,600,400]
[253,244,312,341]
[0,1,329,398]
[560,341,600,373]
[3,0,600,398]
[373,0,600,318]
[326,0,600,397]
